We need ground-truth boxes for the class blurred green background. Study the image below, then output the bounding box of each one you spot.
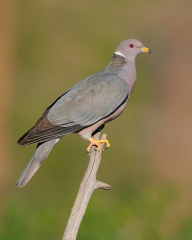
[1,0,192,239]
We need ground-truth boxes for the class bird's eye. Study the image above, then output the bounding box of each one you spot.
[129,44,134,48]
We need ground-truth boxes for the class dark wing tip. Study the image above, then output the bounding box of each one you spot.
[17,130,31,146]
[17,139,23,145]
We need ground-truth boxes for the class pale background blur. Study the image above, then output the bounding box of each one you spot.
[1,1,192,239]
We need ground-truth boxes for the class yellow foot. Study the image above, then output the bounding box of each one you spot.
[87,137,110,152]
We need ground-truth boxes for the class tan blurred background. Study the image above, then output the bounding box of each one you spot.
[1,1,192,239]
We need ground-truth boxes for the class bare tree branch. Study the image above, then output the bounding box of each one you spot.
[62,132,111,240]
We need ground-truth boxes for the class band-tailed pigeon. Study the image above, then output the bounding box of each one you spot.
[17,39,151,187]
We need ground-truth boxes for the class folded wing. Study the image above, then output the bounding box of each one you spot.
[18,71,128,145]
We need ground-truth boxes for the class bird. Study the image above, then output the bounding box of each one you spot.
[17,39,151,188]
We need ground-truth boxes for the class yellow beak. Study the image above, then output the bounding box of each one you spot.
[141,47,152,53]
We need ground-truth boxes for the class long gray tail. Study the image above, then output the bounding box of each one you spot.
[17,139,59,188]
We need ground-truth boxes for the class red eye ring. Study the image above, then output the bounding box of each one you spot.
[129,44,134,48]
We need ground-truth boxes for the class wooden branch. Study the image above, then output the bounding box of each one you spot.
[62,132,111,240]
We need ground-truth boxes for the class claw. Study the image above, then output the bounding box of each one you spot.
[87,137,110,152]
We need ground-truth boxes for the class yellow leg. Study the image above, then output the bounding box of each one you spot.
[87,137,110,152]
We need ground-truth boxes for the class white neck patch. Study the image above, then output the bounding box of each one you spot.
[115,51,125,57]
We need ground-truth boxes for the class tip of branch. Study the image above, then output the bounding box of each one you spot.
[96,180,111,190]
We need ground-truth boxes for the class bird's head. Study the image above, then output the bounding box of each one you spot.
[115,39,152,60]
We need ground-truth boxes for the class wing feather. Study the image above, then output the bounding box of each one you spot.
[18,70,129,145]
[48,72,129,127]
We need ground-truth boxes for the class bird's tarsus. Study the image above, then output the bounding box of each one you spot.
[87,138,110,152]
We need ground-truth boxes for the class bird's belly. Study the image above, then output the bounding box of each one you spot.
[105,98,128,123]
[78,98,128,140]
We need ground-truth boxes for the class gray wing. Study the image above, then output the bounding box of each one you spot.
[47,72,129,127]
[18,71,129,145]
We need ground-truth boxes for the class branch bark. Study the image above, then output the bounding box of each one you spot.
[62,132,111,240]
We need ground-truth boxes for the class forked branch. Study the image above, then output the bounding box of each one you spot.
[62,132,111,240]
